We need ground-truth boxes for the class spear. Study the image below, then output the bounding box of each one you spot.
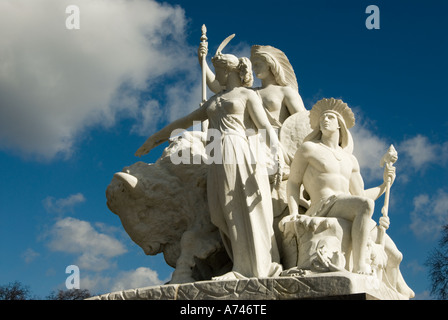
[200,24,208,133]
[377,144,398,247]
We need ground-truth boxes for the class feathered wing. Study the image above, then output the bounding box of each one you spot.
[215,34,236,56]
[273,48,299,91]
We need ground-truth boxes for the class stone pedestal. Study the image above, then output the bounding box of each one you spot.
[88,271,407,300]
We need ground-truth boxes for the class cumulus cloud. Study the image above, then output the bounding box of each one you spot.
[109,267,165,292]
[410,189,448,240]
[130,78,203,136]
[399,135,448,172]
[81,267,166,294]
[352,127,448,184]
[43,193,86,214]
[0,0,195,160]
[351,124,389,183]
[46,217,127,271]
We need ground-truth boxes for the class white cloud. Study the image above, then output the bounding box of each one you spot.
[46,217,127,271]
[410,189,448,240]
[43,193,86,214]
[109,267,165,292]
[131,100,164,136]
[351,127,448,185]
[351,123,389,183]
[80,267,166,295]
[0,0,193,160]
[399,135,448,172]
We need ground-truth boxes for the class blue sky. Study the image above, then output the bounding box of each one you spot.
[0,0,447,299]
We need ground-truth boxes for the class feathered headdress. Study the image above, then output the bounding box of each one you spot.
[305,98,355,153]
[309,98,355,130]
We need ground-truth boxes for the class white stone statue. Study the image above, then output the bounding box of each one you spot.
[104,27,415,299]
[282,98,414,299]
[250,45,306,130]
[135,35,285,280]
[199,42,306,134]
[199,42,312,252]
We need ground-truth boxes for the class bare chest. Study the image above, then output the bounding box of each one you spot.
[258,88,284,113]
[307,145,353,178]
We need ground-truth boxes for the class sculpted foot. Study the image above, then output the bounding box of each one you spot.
[212,271,238,281]
[354,264,373,275]
[212,271,247,281]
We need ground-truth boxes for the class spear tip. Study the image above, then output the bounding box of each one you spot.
[201,24,207,42]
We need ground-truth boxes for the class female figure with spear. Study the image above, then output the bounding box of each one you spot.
[135,34,284,280]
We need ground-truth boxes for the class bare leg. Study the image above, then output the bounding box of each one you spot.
[326,195,375,274]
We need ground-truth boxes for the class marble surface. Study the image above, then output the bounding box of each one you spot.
[88,272,407,300]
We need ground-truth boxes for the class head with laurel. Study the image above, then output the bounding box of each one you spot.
[305,98,355,153]
[250,45,298,91]
[211,34,253,88]
[211,54,253,88]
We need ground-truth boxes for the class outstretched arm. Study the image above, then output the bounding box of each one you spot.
[135,104,208,157]
[349,155,396,200]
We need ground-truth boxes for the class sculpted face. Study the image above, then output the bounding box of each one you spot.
[252,57,271,80]
[214,65,228,86]
[319,111,340,133]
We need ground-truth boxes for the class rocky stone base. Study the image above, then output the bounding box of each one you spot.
[88,271,408,300]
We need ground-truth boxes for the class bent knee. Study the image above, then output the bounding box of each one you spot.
[389,248,403,265]
[358,197,374,216]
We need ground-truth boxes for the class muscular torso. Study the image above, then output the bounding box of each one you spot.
[302,142,355,202]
